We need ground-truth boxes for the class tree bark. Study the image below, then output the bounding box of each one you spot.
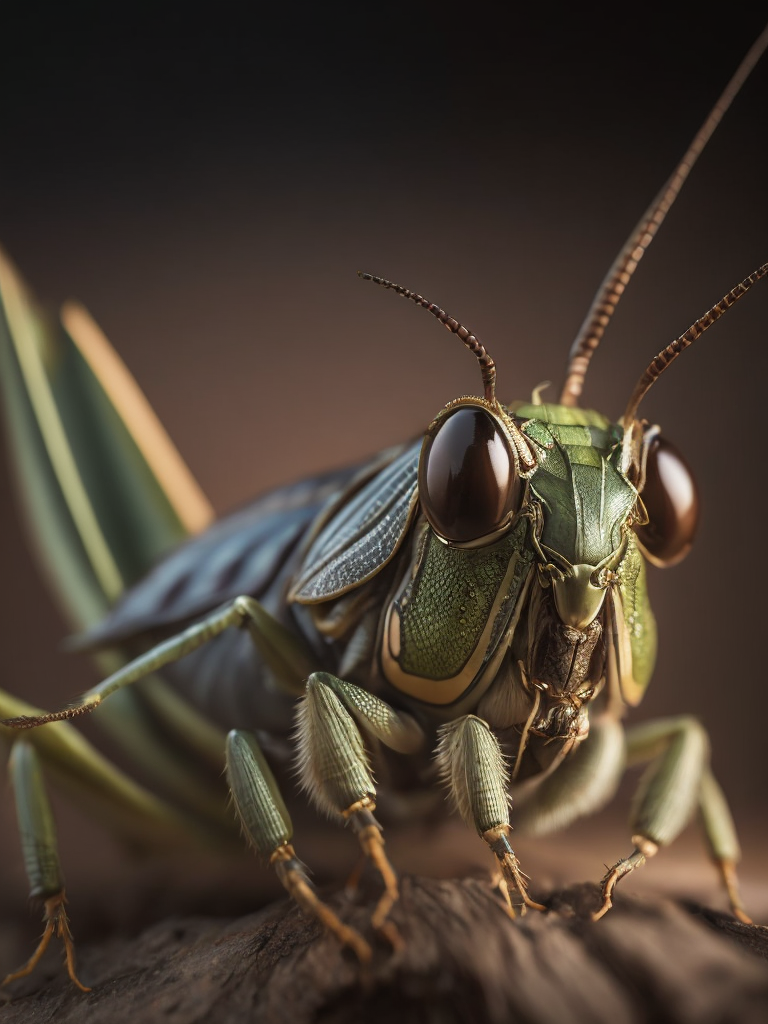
[2,876,767,1024]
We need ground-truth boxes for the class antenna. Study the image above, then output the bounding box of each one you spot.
[620,263,767,471]
[358,272,497,405]
[559,24,768,407]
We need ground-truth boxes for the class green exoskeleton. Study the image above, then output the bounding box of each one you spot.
[1,27,767,994]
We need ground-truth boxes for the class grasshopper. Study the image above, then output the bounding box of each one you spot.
[0,26,766,993]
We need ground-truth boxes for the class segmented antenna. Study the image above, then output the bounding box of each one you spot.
[620,263,767,468]
[560,24,768,407]
[358,271,497,405]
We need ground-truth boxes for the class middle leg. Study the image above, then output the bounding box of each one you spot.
[594,714,712,920]
[226,728,372,961]
[435,715,546,915]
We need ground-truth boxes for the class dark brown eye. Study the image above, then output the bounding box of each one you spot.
[635,435,699,566]
[419,405,521,544]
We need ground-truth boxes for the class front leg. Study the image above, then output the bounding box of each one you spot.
[295,673,424,931]
[435,715,545,915]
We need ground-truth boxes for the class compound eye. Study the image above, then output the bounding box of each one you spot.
[635,435,699,566]
[419,405,521,544]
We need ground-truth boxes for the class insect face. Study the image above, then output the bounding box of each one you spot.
[513,403,635,630]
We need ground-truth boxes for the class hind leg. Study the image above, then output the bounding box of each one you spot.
[2,741,89,992]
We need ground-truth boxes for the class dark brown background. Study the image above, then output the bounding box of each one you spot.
[0,8,767,927]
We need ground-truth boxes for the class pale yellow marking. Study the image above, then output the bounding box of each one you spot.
[606,589,643,707]
[0,249,124,600]
[62,300,214,535]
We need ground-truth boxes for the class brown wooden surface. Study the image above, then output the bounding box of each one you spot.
[2,875,768,1024]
